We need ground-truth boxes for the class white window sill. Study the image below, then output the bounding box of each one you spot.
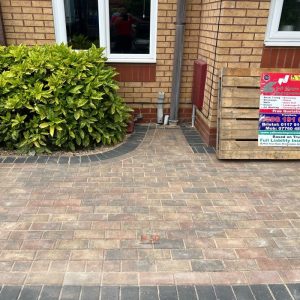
[264,40,300,46]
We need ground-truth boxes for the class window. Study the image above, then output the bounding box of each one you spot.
[52,0,158,62]
[265,0,300,46]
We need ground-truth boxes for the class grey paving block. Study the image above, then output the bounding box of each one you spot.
[158,286,178,300]
[214,286,235,300]
[19,286,42,300]
[88,155,100,162]
[101,286,120,300]
[47,157,59,164]
[140,286,159,300]
[69,156,81,164]
[269,284,293,300]
[177,286,197,300]
[2,157,16,163]
[81,286,100,300]
[39,286,62,300]
[0,286,21,300]
[205,147,216,153]
[154,239,185,249]
[250,285,274,300]
[58,157,70,164]
[60,286,81,300]
[195,286,217,300]
[191,260,224,272]
[171,249,203,259]
[287,284,300,300]
[233,285,255,300]
[26,156,38,163]
[80,156,91,163]
[192,146,206,153]
[14,157,27,163]
[36,156,49,163]
[120,286,139,300]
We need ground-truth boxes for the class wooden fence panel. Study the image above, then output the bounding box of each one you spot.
[217,68,300,159]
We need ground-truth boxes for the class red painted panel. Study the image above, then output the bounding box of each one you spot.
[108,63,156,82]
[261,47,300,68]
[192,60,207,109]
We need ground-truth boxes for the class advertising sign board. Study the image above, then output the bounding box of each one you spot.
[259,73,300,146]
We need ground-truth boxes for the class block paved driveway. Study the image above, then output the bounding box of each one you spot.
[0,125,300,299]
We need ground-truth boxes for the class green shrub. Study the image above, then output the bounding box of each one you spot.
[0,44,132,153]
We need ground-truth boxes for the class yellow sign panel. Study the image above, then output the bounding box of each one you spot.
[291,75,300,81]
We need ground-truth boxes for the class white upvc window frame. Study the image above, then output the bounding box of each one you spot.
[52,0,158,63]
[265,0,300,46]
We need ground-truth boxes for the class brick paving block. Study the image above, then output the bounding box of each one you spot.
[224,259,259,271]
[156,260,190,272]
[102,273,138,285]
[81,286,100,300]
[158,286,178,300]
[195,286,216,300]
[18,286,42,300]
[191,259,224,272]
[246,271,283,284]
[64,273,101,285]
[280,270,300,283]
[152,239,184,249]
[287,284,300,300]
[171,249,203,259]
[26,273,64,285]
[101,286,120,300]
[204,249,237,260]
[177,286,197,300]
[12,261,32,272]
[0,262,13,272]
[67,261,86,272]
[121,260,156,272]
[256,258,291,270]
[269,284,294,300]
[139,273,174,285]
[40,286,62,300]
[70,249,103,260]
[0,286,22,300]
[0,273,26,285]
[30,261,51,272]
[236,248,268,259]
[214,286,236,300]
[140,286,159,300]
[250,285,274,300]
[210,272,247,285]
[60,286,81,300]
[120,286,139,300]
[232,285,255,300]
[105,249,138,260]
[174,272,211,285]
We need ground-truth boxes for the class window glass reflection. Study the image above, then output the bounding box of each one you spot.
[109,0,151,54]
[279,0,300,31]
[64,0,99,49]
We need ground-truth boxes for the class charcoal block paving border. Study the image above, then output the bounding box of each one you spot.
[181,125,216,154]
[0,284,299,300]
[0,125,148,165]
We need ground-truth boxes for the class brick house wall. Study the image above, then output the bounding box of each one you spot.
[194,0,271,145]
[1,0,55,45]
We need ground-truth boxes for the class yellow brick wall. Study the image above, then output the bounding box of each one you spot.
[1,0,55,45]
[196,0,270,130]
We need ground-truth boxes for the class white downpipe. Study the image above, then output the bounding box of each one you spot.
[52,0,67,44]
